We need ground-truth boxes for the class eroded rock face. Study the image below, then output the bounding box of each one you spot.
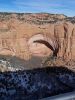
[0,13,75,63]
[28,34,52,57]
[28,22,75,61]
[54,22,75,61]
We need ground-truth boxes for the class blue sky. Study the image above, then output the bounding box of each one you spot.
[0,0,75,16]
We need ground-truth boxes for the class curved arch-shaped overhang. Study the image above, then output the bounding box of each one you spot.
[28,34,59,57]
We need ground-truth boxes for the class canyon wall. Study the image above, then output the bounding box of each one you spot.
[0,13,75,62]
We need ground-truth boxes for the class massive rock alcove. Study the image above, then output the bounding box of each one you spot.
[28,34,59,57]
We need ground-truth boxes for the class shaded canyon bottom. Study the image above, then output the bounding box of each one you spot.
[0,66,75,100]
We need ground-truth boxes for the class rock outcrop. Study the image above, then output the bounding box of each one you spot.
[54,22,75,61]
[28,22,75,61]
[0,13,75,66]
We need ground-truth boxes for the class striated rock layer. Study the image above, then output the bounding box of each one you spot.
[0,13,75,66]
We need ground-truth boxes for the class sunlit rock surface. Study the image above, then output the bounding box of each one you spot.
[0,13,75,61]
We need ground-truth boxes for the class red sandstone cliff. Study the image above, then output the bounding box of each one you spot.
[0,13,75,62]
